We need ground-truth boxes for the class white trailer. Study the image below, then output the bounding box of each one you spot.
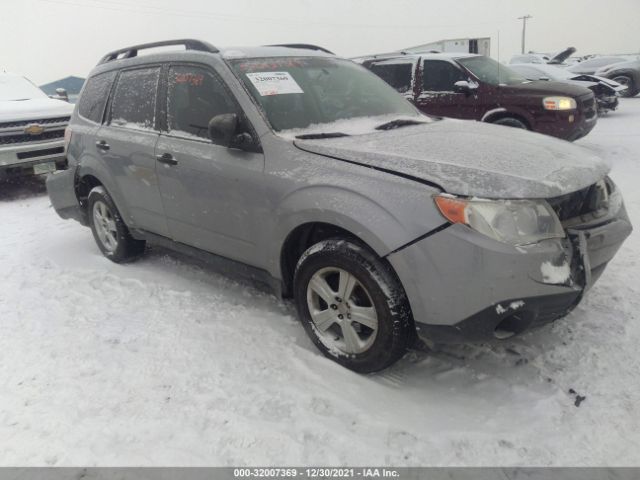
[403,37,491,56]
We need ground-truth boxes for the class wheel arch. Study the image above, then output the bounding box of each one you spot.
[279,221,371,298]
[74,165,133,226]
[483,110,532,129]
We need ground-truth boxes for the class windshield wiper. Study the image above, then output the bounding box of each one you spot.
[375,119,424,131]
[295,132,350,140]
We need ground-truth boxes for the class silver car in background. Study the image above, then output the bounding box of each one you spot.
[47,40,632,372]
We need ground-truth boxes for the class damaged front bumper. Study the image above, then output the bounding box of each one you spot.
[387,200,632,344]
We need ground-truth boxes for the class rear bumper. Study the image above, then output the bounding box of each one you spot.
[45,166,86,224]
[387,203,632,344]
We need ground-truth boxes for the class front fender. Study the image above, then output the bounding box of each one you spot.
[266,184,441,279]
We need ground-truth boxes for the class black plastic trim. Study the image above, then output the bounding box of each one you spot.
[386,222,451,256]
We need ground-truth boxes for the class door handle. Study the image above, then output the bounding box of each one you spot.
[95,140,110,151]
[156,152,178,166]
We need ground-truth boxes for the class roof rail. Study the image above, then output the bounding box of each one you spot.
[267,44,334,55]
[97,39,219,65]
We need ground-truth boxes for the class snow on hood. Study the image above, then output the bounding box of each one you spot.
[0,97,74,122]
[294,119,610,199]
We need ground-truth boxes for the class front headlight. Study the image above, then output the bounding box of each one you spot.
[434,195,565,246]
[543,96,577,110]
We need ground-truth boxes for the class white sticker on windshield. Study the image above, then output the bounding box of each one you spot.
[245,72,303,96]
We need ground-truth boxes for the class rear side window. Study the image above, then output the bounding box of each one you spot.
[78,71,116,123]
[167,65,238,140]
[109,67,160,130]
[422,60,466,92]
[369,63,413,93]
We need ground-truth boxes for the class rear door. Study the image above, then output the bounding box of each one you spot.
[155,63,265,267]
[97,66,168,236]
[417,59,479,119]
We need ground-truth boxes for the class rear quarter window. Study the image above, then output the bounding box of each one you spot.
[369,63,413,93]
[77,71,116,123]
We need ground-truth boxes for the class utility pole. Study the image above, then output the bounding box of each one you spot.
[517,14,533,54]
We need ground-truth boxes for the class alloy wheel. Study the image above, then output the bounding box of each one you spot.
[306,267,378,355]
[92,200,118,253]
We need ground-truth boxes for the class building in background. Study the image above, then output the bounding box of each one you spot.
[403,37,491,56]
[40,76,85,103]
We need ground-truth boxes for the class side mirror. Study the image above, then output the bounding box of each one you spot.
[453,80,477,95]
[208,113,238,146]
[208,113,254,149]
[55,88,69,102]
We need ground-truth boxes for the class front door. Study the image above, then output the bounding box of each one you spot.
[97,66,168,236]
[155,64,266,267]
[416,59,479,120]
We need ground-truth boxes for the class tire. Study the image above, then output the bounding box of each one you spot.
[612,75,639,98]
[491,116,529,130]
[87,186,146,263]
[293,238,414,373]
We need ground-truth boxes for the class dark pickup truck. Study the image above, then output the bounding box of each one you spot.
[359,53,597,141]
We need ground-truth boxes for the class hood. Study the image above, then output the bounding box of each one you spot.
[570,74,626,92]
[294,120,609,199]
[0,97,74,123]
[506,80,593,97]
[548,47,576,65]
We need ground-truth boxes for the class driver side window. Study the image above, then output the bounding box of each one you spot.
[422,60,467,92]
[167,65,238,141]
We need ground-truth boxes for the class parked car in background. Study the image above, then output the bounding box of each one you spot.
[509,54,549,64]
[510,63,627,113]
[509,47,576,66]
[595,60,640,98]
[0,73,73,179]
[48,39,631,372]
[360,53,598,141]
[568,56,628,74]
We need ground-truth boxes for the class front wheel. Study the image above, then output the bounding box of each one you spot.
[88,186,146,263]
[293,239,414,373]
[491,116,529,130]
[612,75,639,98]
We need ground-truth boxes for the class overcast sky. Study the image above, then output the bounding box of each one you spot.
[2,0,639,84]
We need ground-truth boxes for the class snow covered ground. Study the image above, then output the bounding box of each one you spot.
[1,99,639,467]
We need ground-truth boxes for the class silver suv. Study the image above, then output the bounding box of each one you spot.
[47,39,632,372]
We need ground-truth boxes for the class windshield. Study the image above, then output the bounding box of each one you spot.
[457,56,527,86]
[229,56,420,133]
[0,75,48,101]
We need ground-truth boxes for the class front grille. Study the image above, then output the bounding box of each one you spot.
[0,129,65,146]
[548,180,610,223]
[17,146,64,160]
[0,116,70,130]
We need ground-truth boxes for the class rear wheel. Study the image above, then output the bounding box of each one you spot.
[612,75,638,98]
[491,116,528,130]
[293,239,413,373]
[88,186,146,263]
